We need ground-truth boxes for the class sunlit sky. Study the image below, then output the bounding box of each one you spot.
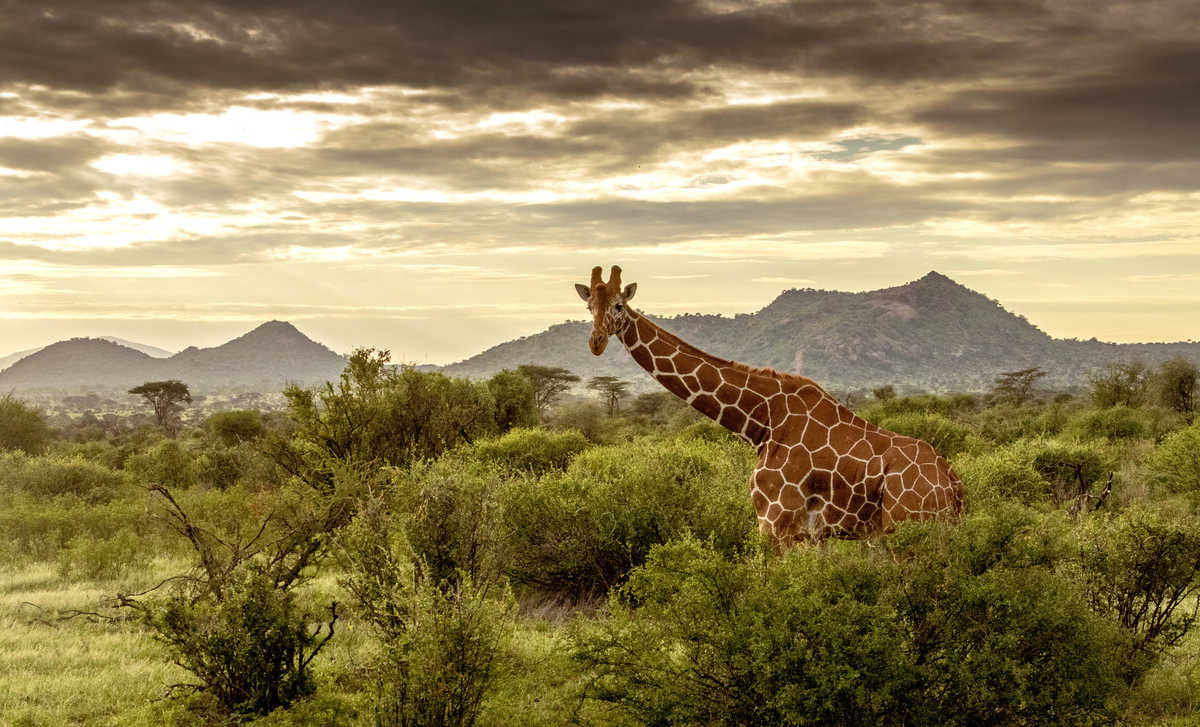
[2,1,1198,362]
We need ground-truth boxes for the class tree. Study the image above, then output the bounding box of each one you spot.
[992,367,1047,406]
[129,380,192,436]
[1153,356,1198,424]
[486,369,538,431]
[588,375,630,416]
[872,385,897,401]
[516,364,580,418]
[0,394,51,454]
[1089,360,1150,408]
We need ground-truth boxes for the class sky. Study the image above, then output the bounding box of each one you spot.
[1,0,1198,363]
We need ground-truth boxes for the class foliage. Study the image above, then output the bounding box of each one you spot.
[872,384,897,400]
[991,366,1047,406]
[1079,508,1200,678]
[587,375,630,416]
[516,364,580,418]
[470,428,591,475]
[143,564,335,716]
[1144,422,1200,494]
[547,401,615,443]
[125,439,197,489]
[1066,405,1153,442]
[1090,360,1151,408]
[499,437,755,599]
[0,451,127,504]
[129,380,192,436]
[339,501,512,727]
[486,368,539,431]
[1153,356,1198,423]
[279,349,497,491]
[0,394,52,455]
[206,409,266,446]
[867,410,981,459]
[577,512,1125,727]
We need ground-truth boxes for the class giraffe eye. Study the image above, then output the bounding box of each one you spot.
[615,303,623,311]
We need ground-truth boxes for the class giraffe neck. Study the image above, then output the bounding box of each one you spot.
[619,309,773,447]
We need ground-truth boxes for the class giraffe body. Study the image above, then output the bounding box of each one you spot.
[577,266,963,546]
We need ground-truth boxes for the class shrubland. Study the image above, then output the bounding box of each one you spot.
[1,354,1200,725]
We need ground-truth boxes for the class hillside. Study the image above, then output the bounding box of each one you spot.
[0,321,346,392]
[443,271,1200,392]
[0,336,172,374]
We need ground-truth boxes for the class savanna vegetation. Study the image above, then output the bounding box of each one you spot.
[3,352,1200,726]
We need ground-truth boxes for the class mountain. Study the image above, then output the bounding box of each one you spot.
[0,321,347,392]
[0,336,172,374]
[443,271,1200,392]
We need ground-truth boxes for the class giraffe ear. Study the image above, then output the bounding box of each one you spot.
[622,282,637,301]
[575,283,591,302]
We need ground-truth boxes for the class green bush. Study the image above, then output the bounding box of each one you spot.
[870,410,982,458]
[577,510,1124,727]
[0,451,127,503]
[206,409,265,446]
[145,565,335,716]
[486,369,539,432]
[1067,405,1150,442]
[1079,508,1200,678]
[56,528,150,581]
[125,439,197,488]
[0,394,52,455]
[499,437,755,599]
[339,502,512,727]
[469,428,590,475]
[0,494,142,562]
[1144,423,1200,494]
[393,459,508,588]
[547,401,614,443]
[1029,439,1113,505]
[952,446,1047,507]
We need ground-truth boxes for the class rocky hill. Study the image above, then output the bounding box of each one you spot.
[0,321,346,392]
[443,272,1200,392]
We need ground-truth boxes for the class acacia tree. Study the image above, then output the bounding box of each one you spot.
[129,379,192,436]
[992,367,1047,406]
[516,364,580,418]
[588,375,630,416]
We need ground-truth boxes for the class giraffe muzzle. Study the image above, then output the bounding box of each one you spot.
[589,330,608,355]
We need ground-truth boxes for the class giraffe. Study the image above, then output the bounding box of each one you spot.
[575,265,963,546]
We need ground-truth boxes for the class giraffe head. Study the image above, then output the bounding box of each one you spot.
[575,265,637,355]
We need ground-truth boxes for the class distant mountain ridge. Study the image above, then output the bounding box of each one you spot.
[443,271,1200,392]
[0,336,173,373]
[0,321,346,392]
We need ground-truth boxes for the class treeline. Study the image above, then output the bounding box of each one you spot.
[1,353,1200,725]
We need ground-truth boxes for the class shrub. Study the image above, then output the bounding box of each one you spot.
[206,409,265,446]
[577,512,1124,727]
[56,528,150,581]
[0,452,127,503]
[144,565,336,716]
[1079,508,1200,678]
[469,428,590,475]
[0,394,52,455]
[486,369,538,432]
[953,447,1047,507]
[1144,423,1200,493]
[339,502,512,727]
[870,410,982,458]
[1029,439,1113,506]
[394,459,508,588]
[500,437,755,599]
[125,439,197,488]
[1067,405,1150,442]
[547,401,613,443]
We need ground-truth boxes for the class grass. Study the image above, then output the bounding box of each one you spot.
[0,562,185,726]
